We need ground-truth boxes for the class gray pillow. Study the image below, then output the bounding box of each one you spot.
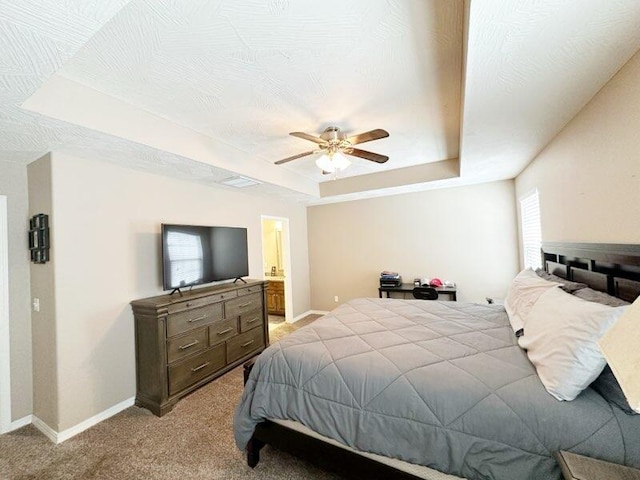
[534,268,588,293]
[591,366,637,415]
[572,287,630,307]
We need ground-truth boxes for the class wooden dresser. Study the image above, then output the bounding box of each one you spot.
[131,280,268,416]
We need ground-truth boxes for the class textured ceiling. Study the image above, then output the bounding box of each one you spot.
[58,0,463,182]
[461,0,640,180]
[2,1,640,204]
[0,0,129,163]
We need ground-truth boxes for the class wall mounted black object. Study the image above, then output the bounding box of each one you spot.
[28,213,49,264]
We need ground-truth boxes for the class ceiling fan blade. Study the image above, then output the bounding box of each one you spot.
[290,132,327,145]
[345,129,389,146]
[274,151,316,165]
[346,148,389,164]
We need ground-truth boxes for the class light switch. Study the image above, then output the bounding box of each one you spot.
[33,298,40,312]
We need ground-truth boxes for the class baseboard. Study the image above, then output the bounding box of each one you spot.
[33,396,135,444]
[9,414,32,432]
[290,310,329,323]
[32,415,58,443]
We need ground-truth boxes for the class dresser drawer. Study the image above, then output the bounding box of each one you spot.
[240,309,263,332]
[237,284,264,297]
[227,327,265,364]
[226,292,262,318]
[166,327,207,364]
[167,290,237,314]
[168,345,226,395]
[208,317,238,345]
[167,303,223,337]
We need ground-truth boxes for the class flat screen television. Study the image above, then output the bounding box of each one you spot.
[161,224,249,291]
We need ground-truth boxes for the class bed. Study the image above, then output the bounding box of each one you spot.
[234,243,640,480]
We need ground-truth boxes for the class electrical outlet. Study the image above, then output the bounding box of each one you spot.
[334,295,339,303]
[33,298,40,312]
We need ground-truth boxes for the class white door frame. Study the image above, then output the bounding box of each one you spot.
[0,196,11,433]
[260,215,293,322]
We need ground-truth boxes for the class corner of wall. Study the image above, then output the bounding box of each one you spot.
[513,49,640,246]
[27,153,59,430]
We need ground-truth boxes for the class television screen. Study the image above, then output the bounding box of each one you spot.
[161,224,248,290]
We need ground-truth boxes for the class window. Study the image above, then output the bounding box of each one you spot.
[520,190,542,270]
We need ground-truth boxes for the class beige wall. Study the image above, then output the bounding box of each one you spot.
[0,160,33,421]
[27,154,59,428]
[41,152,310,431]
[516,50,640,254]
[307,180,519,310]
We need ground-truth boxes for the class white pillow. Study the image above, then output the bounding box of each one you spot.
[504,268,561,333]
[518,287,627,401]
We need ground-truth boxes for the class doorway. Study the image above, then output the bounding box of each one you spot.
[0,196,11,433]
[261,216,292,325]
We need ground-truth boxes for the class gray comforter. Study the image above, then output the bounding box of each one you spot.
[234,298,640,480]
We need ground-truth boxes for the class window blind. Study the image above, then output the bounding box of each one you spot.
[520,190,542,270]
[167,231,204,284]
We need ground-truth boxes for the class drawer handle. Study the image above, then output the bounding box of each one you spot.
[191,362,210,372]
[241,340,255,348]
[186,302,193,307]
[217,327,233,335]
[239,301,253,308]
[179,340,199,350]
[247,317,259,324]
[188,315,207,323]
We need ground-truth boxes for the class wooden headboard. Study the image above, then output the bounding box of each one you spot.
[541,242,640,302]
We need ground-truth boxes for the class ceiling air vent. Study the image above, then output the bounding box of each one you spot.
[218,175,261,188]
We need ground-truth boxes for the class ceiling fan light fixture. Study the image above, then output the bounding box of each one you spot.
[276,126,388,172]
[315,154,336,172]
[332,151,351,170]
[315,151,351,173]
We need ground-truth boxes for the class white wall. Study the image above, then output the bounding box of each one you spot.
[307,180,519,310]
[516,49,640,252]
[0,160,32,422]
[43,152,310,431]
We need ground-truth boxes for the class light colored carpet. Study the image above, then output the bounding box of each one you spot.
[0,314,342,480]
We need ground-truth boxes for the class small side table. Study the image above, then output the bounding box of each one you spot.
[556,451,640,480]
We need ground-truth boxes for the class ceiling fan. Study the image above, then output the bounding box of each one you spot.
[275,126,389,173]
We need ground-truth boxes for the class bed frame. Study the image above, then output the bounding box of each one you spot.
[541,242,640,301]
[243,242,640,480]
